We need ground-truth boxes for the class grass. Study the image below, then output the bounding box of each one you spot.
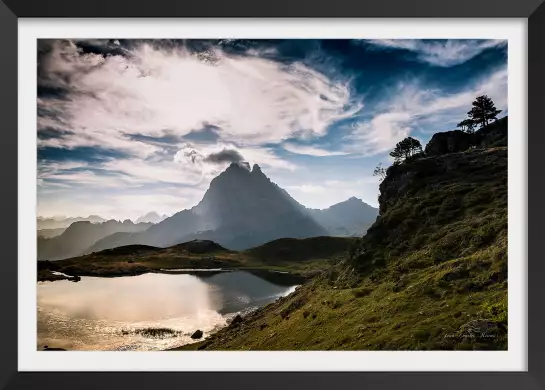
[179,147,507,351]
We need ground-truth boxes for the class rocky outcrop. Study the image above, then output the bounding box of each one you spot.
[424,130,473,156]
[424,117,507,157]
[191,330,204,339]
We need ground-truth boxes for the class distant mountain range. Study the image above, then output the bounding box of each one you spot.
[37,211,168,229]
[37,164,378,260]
[83,163,378,256]
[37,215,107,230]
[37,220,153,260]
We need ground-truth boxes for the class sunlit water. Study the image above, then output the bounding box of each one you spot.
[37,271,298,351]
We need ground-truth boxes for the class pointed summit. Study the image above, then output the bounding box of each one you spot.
[251,163,267,178]
[224,161,250,174]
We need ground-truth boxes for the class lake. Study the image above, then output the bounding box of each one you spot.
[37,270,299,351]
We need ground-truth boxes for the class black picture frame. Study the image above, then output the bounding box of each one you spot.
[1,0,542,389]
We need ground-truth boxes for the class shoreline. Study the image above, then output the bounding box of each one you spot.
[38,265,313,284]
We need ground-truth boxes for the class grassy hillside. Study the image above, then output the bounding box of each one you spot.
[243,236,358,263]
[181,147,507,351]
[38,236,357,281]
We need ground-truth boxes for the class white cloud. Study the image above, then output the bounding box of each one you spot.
[348,112,413,155]
[104,158,207,186]
[285,184,326,194]
[38,187,201,221]
[367,39,506,67]
[282,142,349,157]
[38,40,362,154]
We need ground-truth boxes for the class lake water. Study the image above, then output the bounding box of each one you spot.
[37,271,299,351]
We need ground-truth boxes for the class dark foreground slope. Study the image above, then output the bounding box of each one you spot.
[182,147,507,351]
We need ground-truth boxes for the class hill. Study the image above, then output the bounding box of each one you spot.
[181,138,507,350]
[37,236,356,281]
[243,236,358,264]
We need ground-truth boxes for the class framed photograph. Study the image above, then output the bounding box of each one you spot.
[1,0,542,388]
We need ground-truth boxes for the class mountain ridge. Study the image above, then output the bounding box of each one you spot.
[83,164,378,255]
[37,215,107,230]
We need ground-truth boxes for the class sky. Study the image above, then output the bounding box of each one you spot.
[37,39,508,221]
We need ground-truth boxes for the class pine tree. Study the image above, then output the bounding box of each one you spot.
[373,163,387,181]
[467,95,502,129]
[457,118,476,134]
[389,137,423,162]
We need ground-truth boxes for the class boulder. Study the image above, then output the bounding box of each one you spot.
[424,130,473,156]
[190,330,203,339]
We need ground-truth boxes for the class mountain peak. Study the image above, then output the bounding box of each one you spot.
[135,211,166,224]
[225,161,251,173]
[251,164,268,179]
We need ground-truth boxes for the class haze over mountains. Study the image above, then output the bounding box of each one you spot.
[37,228,67,239]
[37,215,107,230]
[38,220,153,260]
[307,197,378,237]
[38,163,378,260]
[135,212,168,224]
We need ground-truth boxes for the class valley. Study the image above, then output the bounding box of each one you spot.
[33,38,510,356]
[38,236,358,282]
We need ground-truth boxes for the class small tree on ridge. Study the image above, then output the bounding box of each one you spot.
[467,95,502,129]
[373,163,387,181]
[389,137,423,163]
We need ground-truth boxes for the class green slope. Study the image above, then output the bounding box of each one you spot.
[182,147,508,351]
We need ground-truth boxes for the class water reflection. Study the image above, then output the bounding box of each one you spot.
[37,271,297,351]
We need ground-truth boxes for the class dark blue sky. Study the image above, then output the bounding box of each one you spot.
[37,39,507,219]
